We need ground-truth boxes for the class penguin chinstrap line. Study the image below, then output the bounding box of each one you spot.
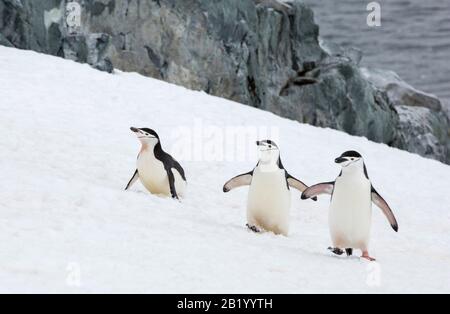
[301,151,399,261]
[223,140,317,236]
[125,127,187,200]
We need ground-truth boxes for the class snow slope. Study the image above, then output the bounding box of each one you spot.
[1,46,449,293]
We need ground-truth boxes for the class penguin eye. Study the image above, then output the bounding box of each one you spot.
[268,145,272,148]
[351,158,354,160]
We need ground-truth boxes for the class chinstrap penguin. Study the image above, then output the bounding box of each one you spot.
[301,151,398,261]
[125,127,186,199]
[223,140,316,236]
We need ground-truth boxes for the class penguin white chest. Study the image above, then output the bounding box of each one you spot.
[329,174,372,250]
[136,149,170,195]
[247,168,291,235]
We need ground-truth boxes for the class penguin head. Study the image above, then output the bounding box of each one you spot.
[130,127,160,146]
[335,151,364,170]
[256,140,280,164]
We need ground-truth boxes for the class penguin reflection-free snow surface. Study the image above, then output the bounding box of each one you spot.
[223,140,316,236]
[125,127,186,199]
[301,151,398,261]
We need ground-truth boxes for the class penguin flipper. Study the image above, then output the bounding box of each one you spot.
[371,187,399,232]
[223,171,253,192]
[125,169,139,190]
[286,175,317,201]
[167,168,179,199]
[171,159,186,182]
[301,182,334,200]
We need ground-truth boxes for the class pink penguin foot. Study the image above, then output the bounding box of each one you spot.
[361,252,376,261]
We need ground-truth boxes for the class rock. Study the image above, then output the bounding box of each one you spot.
[362,68,442,111]
[0,0,113,71]
[93,57,113,73]
[362,67,449,163]
[277,56,398,144]
[395,106,449,163]
[0,0,448,163]
[62,35,88,62]
[319,39,363,65]
[0,33,13,46]
[5,0,22,8]
[86,33,114,73]
[62,33,114,73]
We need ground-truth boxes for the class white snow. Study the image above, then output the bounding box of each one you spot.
[0,46,449,293]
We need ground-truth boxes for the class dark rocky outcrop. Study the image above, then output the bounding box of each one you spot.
[362,68,449,162]
[0,0,113,72]
[1,0,448,163]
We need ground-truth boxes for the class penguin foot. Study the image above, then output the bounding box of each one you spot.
[328,247,344,256]
[361,252,376,261]
[345,248,353,256]
[246,224,261,233]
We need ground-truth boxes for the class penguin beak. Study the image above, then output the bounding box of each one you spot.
[130,127,140,133]
[335,157,346,164]
[256,141,262,146]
